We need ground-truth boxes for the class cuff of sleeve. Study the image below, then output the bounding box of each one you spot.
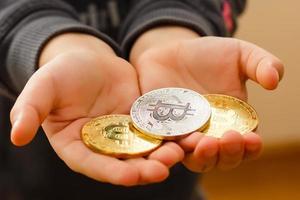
[120,8,216,59]
[7,15,120,95]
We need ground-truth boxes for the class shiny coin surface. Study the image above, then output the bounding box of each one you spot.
[202,94,259,138]
[130,88,211,140]
[81,115,162,158]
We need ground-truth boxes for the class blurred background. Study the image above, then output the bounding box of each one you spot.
[202,1,300,199]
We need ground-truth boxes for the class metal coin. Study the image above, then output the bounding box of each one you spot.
[130,88,211,140]
[81,115,162,158]
[202,94,259,138]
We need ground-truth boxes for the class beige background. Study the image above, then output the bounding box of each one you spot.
[202,1,300,200]
[237,0,300,148]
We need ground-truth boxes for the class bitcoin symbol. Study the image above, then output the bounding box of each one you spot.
[104,123,130,145]
[148,100,195,122]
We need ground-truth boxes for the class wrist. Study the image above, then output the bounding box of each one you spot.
[130,26,199,65]
[39,33,115,67]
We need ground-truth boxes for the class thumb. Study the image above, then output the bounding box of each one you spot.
[239,39,284,90]
[10,69,55,146]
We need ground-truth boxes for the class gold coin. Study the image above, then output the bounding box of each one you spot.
[81,115,162,158]
[202,94,259,138]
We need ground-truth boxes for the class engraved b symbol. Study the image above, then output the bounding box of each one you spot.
[148,100,194,122]
[104,124,129,144]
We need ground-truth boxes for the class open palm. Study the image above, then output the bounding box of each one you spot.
[10,51,183,186]
[134,36,284,172]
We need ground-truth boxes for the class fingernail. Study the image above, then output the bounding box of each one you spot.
[11,118,20,129]
[10,119,20,144]
[11,112,21,126]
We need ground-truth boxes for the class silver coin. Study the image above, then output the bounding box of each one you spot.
[130,88,211,140]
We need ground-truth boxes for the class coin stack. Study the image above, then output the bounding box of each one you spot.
[81,88,258,158]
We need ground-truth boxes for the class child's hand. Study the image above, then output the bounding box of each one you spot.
[9,33,183,186]
[130,27,284,172]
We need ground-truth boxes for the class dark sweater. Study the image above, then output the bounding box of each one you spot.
[0,0,245,199]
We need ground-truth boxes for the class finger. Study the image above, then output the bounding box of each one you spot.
[49,118,165,186]
[10,68,55,146]
[183,136,219,173]
[243,132,263,161]
[177,131,204,152]
[218,130,245,170]
[126,158,169,185]
[60,141,141,186]
[148,142,184,167]
[48,118,140,186]
[239,39,284,90]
